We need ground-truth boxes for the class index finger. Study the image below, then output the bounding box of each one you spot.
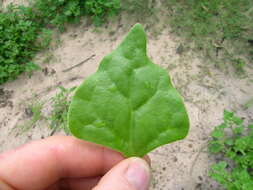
[0,136,124,190]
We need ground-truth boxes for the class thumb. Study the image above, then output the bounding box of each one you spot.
[93,157,151,190]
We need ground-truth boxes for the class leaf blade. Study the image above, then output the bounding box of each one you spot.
[68,24,189,157]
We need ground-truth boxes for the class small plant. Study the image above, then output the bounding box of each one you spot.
[0,0,121,84]
[18,101,44,133]
[0,4,49,84]
[15,87,75,135]
[122,0,154,17]
[68,24,189,157]
[243,98,253,110]
[32,0,120,30]
[48,86,76,135]
[32,0,83,31]
[85,0,120,26]
[232,58,246,76]
[208,110,253,190]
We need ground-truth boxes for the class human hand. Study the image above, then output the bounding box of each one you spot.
[0,136,151,190]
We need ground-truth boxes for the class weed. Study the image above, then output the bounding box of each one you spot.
[18,101,44,133]
[32,0,120,29]
[31,0,82,31]
[243,98,253,110]
[48,86,76,135]
[232,58,246,76]
[208,110,253,190]
[0,5,49,84]
[122,0,156,23]
[123,0,153,15]
[85,0,120,26]
[42,51,55,64]
[15,87,75,135]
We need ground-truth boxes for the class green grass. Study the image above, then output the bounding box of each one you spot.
[15,86,75,135]
[18,101,44,133]
[165,0,253,73]
[208,110,253,190]
[48,86,76,135]
[122,0,154,18]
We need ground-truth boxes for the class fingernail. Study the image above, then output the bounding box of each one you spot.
[125,158,150,190]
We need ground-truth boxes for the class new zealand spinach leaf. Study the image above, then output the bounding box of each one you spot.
[68,24,189,157]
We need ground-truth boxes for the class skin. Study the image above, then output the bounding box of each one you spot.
[0,136,150,190]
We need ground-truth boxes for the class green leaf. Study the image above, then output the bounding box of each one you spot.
[211,128,224,139]
[209,161,230,187]
[226,150,236,159]
[224,110,234,121]
[234,137,250,154]
[232,126,244,135]
[68,24,190,157]
[212,161,228,171]
[225,139,234,146]
[232,116,243,125]
[209,141,224,153]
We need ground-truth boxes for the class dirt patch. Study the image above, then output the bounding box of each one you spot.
[0,88,13,108]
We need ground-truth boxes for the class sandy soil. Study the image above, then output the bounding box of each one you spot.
[1,1,253,190]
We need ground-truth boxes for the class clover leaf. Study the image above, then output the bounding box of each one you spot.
[68,24,189,157]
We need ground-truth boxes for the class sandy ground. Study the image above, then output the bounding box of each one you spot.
[1,1,253,190]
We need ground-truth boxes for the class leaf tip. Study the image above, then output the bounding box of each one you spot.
[117,23,147,55]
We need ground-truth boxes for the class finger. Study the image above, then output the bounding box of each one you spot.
[57,156,150,190]
[64,177,101,190]
[47,157,150,190]
[48,153,150,190]
[93,157,151,190]
[65,177,101,190]
[0,136,124,190]
[46,177,101,190]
